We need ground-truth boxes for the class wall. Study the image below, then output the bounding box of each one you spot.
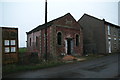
[110,26,119,53]
[2,27,18,64]
[118,1,120,25]
[55,26,83,56]
[27,27,52,59]
[27,13,83,60]
[105,24,120,53]
[0,27,2,79]
[78,15,106,54]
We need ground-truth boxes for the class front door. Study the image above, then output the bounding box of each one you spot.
[108,41,111,53]
[67,39,71,55]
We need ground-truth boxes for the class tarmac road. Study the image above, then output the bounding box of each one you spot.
[3,53,119,78]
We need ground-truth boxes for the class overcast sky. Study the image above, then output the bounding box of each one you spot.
[0,0,119,47]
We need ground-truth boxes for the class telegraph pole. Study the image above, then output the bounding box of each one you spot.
[45,0,47,61]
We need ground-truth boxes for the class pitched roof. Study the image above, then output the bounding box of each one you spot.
[78,13,120,28]
[26,13,73,34]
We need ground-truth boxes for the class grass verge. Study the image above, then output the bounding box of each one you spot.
[3,61,65,75]
[3,53,117,75]
[19,47,27,53]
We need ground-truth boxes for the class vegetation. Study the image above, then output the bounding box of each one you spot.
[3,51,116,75]
[19,47,27,53]
[3,61,65,75]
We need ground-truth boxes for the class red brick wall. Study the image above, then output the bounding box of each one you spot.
[56,26,83,56]
[27,13,83,59]
[27,27,52,58]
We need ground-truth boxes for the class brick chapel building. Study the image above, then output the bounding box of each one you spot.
[26,13,83,60]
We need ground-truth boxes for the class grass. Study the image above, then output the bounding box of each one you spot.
[3,61,65,75]
[3,52,117,75]
[19,47,27,53]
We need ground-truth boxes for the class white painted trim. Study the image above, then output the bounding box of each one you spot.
[65,40,67,53]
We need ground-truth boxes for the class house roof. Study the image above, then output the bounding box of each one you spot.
[26,13,74,34]
[78,13,120,28]
[0,27,18,29]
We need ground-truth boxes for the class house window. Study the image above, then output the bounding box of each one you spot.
[108,37,111,41]
[57,32,62,45]
[30,38,31,46]
[76,35,79,46]
[11,40,16,45]
[4,40,9,46]
[5,47,10,53]
[36,36,38,47]
[11,47,16,52]
[107,25,110,35]
[114,38,117,41]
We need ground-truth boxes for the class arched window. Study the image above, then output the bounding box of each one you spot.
[36,36,38,47]
[30,38,31,46]
[76,35,79,46]
[57,32,62,45]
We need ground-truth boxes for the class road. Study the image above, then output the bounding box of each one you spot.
[3,53,119,78]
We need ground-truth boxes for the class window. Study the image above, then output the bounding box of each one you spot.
[5,47,10,53]
[107,25,110,35]
[30,38,31,46]
[11,47,16,52]
[114,38,117,41]
[76,35,79,46]
[114,32,116,37]
[4,40,16,53]
[57,32,62,45]
[108,37,111,41]
[4,40,9,46]
[11,40,16,45]
[36,36,38,47]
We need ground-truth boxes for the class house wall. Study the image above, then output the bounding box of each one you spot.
[2,27,18,64]
[0,27,2,59]
[27,26,52,59]
[27,30,41,57]
[0,27,2,79]
[27,13,83,60]
[78,15,106,54]
[53,13,83,56]
[105,24,120,53]
[118,2,120,50]
[55,26,83,56]
[118,29,120,51]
